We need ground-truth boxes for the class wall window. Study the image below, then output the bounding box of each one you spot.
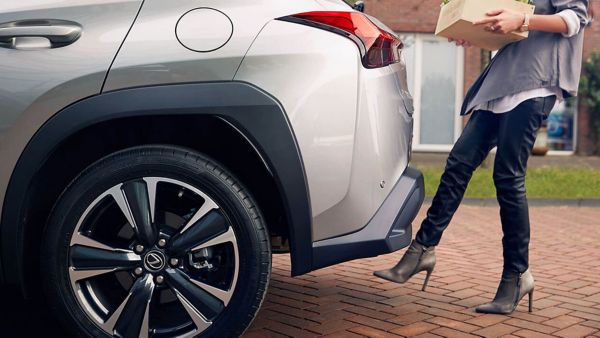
[400,33,464,151]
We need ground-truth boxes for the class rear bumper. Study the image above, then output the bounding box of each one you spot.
[311,167,425,270]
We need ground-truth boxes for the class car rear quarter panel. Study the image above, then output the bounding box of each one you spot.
[312,62,413,240]
[236,20,413,241]
[103,0,350,91]
[233,20,360,238]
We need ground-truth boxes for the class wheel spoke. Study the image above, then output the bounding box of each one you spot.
[70,245,140,276]
[142,177,160,224]
[165,268,224,321]
[121,180,158,246]
[69,267,116,283]
[168,210,228,256]
[179,199,219,234]
[191,226,236,252]
[108,185,138,232]
[189,277,234,305]
[71,231,120,252]
[102,274,154,338]
[175,291,212,333]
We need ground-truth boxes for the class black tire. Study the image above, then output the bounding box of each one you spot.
[41,145,271,338]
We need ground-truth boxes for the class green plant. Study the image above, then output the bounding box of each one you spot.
[579,52,600,154]
[420,166,600,199]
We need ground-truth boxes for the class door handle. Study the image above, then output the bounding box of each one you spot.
[0,19,82,49]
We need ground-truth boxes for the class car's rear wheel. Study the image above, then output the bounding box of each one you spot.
[42,145,271,337]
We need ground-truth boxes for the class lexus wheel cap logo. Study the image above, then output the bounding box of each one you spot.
[144,251,166,272]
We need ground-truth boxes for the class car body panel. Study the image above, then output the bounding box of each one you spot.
[311,62,414,240]
[234,20,359,229]
[103,0,351,91]
[0,0,143,234]
[236,20,414,240]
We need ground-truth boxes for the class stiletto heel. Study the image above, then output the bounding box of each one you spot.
[476,269,535,315]
[373,240,436,287]
[422,268,433,291]
[528,289,534,313]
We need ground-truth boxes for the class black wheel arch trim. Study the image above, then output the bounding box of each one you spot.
[0,81,314,290]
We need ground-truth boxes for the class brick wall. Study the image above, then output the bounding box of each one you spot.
[583,0,600,60]
[578,0,600,155]
[364,0,441,32]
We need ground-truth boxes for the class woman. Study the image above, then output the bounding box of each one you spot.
[374,0,589,315]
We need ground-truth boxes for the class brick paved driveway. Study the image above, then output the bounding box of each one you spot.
[244,205,600,338]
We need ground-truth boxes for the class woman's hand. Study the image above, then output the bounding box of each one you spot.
[447,38,472,47]
[474,8,525,34]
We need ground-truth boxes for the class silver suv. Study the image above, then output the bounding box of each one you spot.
[0,0,424,337]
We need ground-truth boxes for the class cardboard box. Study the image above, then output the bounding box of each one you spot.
[435,0,535,51]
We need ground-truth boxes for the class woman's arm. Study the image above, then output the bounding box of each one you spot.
[473,9,569,34]
[531,13,571,32]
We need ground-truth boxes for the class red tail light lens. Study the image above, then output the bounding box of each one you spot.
[279,11,402,68]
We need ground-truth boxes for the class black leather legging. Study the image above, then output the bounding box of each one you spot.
[415,96,556,273]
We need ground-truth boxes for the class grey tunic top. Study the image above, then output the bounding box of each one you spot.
[461,0,589,115]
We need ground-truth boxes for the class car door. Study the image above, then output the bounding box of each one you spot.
[0,0,143,227]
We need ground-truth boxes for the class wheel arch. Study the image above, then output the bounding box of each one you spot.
[0,82,313,295]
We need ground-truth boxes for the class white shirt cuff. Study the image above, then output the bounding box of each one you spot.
[556,9,581,38]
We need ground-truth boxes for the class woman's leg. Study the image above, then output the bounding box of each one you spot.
[415,110,499,247]
[475,96,555,315]
[493,96,556,273]
[374,110,499,285]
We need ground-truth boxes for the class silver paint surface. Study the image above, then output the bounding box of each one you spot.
[103,0,348,90]
[0,0,143,223]
[0,0,413,247]
[236,19,413,240]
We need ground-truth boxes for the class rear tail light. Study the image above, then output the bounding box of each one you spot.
[278,11,402,69]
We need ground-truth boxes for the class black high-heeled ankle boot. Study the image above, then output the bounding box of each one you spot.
[476,269,535,315]
[373,240,436,291]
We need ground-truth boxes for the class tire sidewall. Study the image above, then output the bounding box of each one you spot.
[41,146,270,338]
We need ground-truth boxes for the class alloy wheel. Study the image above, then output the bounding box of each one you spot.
[68,177,239,338]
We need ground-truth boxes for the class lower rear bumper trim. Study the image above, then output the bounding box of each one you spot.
[311,167,425,271]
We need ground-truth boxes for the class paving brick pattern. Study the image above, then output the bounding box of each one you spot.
[244,205,600,338]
